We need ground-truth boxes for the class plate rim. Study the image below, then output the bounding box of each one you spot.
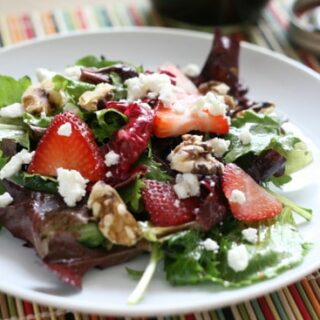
[0,26,319,316]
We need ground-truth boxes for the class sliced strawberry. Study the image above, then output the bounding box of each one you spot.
[222,163,282,221]
[28,112,106,181]
[159,64,199,95]
[142,179,200,227]
[153,101,229,138]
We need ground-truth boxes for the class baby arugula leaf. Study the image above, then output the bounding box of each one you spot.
[74,55,121,68]
[0,75,31,107]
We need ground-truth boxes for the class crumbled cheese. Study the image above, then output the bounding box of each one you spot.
[209,138,230,158]
[106,171,113,178]
[57,168,88,207]
[57,122,72,137]
[64,66,82,80]
[0,103,24,118]
[242,228,258,244]
[0,149,35,179]
[173,199,180,208]
[0,192,13,208]
[125,73,176,105]
[104,150,120,167]
[173,173,200,199]
[193,92,228,116]
[239,128,252,145]
[201,238,219,253]
[230,189,246,204]
[227,244,249,272]
[181,63,201,78]
[36,68,57,82]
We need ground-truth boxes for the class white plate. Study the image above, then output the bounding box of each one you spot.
[0,27,319,316]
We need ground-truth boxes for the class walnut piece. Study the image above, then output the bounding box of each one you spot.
[78,83,113,111]
[22,80,65,115]
[167,134,225,175]
[88,181,141,246]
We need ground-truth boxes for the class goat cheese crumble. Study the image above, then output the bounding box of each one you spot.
[181,63,201,78]
[201,238,219,253]
[173,173,200,199]
[57,168,88,207]
[0,192,13,208]
[57,122,72,137]
[0,102,24,118]
[125,73,176,105]
[239,128,252,145]
[230,189,246,204]
[0,149,35,179]
[227,244,250,272]
[242,228,258,244]
[105,150,120,167]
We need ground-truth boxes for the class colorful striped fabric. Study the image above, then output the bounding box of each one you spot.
[0,0,319,319]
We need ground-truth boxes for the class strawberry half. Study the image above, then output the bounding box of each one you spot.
[28,112,106,181]
[153,101,229,138]
[142,179,200,227]
[222,163,282,221]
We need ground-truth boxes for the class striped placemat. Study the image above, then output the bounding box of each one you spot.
[0,0,319,319]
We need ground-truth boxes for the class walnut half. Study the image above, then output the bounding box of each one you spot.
[22,80,65,115]
[88,181,141,246]
[167,134,225,175]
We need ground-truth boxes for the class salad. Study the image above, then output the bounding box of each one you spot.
[0,31,313,304]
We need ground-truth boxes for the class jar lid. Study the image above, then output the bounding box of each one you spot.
[289,0,320,54]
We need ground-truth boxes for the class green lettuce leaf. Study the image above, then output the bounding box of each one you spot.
[86,108,127,143]
[52,74,95,103]
[224,111,312,176]
[162,210,308,287]
[23,112,53,128]
[10,172,58,193]
[118,178,145,213]
[0,75,31,107]
[0,123,29,149]
[74,55,120,68]
[136,151,171,182]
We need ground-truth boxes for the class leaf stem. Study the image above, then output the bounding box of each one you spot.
[270,191,312,221]
[127,244,163,305]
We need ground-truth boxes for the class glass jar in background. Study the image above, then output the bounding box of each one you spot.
[151,0,270,25]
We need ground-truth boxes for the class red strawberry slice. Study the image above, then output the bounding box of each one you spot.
[153,101,229,138]
[222,163,282,221]
[28,112,106,181]
[142,179,200,227]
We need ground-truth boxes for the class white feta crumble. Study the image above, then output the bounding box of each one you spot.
[0,192,13,208]
[193,92,228,116]
[173,173,200,199]
[239,128,252,145]
[0,103,24,118]
[36,68,57,82]
[57,168,88,207]
[0,149,35,179]
[242,228,258,244]
[106,171,113,178]
[227,243,249,272]
[209,138,230,157]
[125,73,176,105]
[63,66,82,80]
[57,122,72,137]
[230,189,246,204]
[104,150,120,167]
[201,238,219,253]
[181,63,201,78]
[173,199,180,208]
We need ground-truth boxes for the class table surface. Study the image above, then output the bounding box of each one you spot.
[0,0,319,319]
